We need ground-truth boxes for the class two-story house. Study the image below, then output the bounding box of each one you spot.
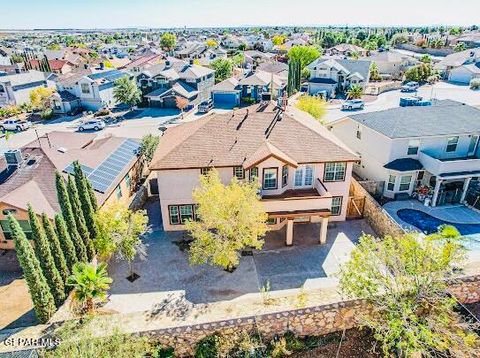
[0,70,56,107]
[329,100,480,206]
[149,103,358,246]
[306,58,371,98]
[435,48,480,84]
[140,59,215,108]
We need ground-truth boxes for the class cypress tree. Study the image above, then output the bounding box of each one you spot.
[67,176,95,261]
[9,215,56,323]
[73,161,98,239]
[55,171,88,263]
[41,213,69,283]
[27,205,65,307]
[54,213,78,270]
[86,177,98,212]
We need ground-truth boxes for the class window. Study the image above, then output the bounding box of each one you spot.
[2,208,17,215]
[0,220,32,240]
[324,162,346,182]
[262,168,277,190]
[81,83,90,94]
[468,135,478,156]
[407,139,420,155]
[294,165,314,187]
[282,165,288,187]
[446,136,459,153]
[249,167,258,181]
[169,204,195,225]
[399,175,412,191]
[331,196,343,216]
[233,166,245,180]
[179,205,194,223]
[125,174,131,188]
[169,206,180,225]
[115,185,122,199]
[200,167,212,175]
[387,175,396,191]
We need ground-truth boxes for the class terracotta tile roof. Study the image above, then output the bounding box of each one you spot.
[150,103,358,171]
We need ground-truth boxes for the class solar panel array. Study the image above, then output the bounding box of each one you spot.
[63,139,140,194]
[63,163,94,177]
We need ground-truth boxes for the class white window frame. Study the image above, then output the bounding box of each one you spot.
[445,136,459,153]
[387,174,396,191]
[331,196,343,216]
[233,166,245,180]
[263,168,277,190]
[399,175,412,191]
[324,162,346,182]
[407,139,420,155]
[294,165,314,187]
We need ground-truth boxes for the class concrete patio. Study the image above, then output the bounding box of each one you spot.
[106,200,375,313]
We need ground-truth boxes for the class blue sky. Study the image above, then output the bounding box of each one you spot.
[1,0,479,29]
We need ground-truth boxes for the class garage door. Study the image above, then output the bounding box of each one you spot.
[449,69,472,84]
[213,92,239,106]
[163,96,178,108]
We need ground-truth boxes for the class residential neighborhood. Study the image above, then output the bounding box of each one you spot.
[1,1,480,357]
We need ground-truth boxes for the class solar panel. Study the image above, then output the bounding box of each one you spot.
[62,139,140,194]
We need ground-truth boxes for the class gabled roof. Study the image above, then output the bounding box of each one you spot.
[238,70,286,87]
[348,100,480,139]
[307,58,371,82]
[0,70,47,87]
[212,77,241,92]
[150,103,358,171]
[244,141,298,169]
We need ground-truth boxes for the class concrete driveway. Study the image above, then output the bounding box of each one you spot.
[107,200,374,312]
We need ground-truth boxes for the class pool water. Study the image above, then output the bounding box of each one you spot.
[397,209,480,236]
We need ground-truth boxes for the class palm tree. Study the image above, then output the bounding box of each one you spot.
[347,84,363,99]
[66,262,112,314]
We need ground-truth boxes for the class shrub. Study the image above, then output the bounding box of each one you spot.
[195,334,219,358]
[470,78,480,90]
[295,95,326,122]
[40,107,54,119]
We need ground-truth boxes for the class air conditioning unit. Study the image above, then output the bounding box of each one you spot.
[4,149,23,167]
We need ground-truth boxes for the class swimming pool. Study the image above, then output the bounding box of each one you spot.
[397,209,480,236]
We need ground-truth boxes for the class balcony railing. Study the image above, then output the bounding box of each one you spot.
[419,150,480,176]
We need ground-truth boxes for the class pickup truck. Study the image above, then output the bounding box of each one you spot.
[0,118,32,132]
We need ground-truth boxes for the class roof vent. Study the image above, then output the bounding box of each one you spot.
[4,149,23,167]
[57,147,68,153]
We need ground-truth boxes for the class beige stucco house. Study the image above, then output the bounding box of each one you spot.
[150,103,359,246]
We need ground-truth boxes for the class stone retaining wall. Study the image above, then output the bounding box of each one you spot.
[143,276,480,357]
[350,178,405,237]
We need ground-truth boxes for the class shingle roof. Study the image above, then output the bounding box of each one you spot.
[150,104,358,170]
[307,58,371,82]
[348,100,480,138]
[0,70,46,86]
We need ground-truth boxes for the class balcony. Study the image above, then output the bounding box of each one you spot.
[419,150,480,177]
[261,179,332,215]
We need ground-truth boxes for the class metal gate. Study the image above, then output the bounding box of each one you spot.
[347,196,365,219]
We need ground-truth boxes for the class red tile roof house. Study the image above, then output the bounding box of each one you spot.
[29,59,76,74]
[149,103,359,246]
[0,131,142,250]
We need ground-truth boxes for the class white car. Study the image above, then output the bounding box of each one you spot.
[0,119,32,132]
[401,81,420,92]
[78,119,106,132]
[342,99,365,110]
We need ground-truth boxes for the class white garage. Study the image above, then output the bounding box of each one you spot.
[448,64,480,84]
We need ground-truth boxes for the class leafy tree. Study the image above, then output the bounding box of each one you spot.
[113,77,141,109]
[67,176,95,261]
[295,95,326,122]
[55,172,88,262]
[186,169,268,270]
[420,54,432,63]
[67,262,112,314]
[449,27,462,35]
[321,32,337,48]
[238,43,247,51]
[140,134,160,164]
[210,58,233,82]
[94,202,148,265]
[42,213,69,283]
[454,42,467,52]
[54,214,78,271]
[231,53,245,67]
[28,205,66,306]
[29,87,55,111]
[346,84,363,99]
[205,39,218,48]
[47,43,61,50]
[73,161,98,241]
[287,45,321,70]
[369,62,381,81]
[339,227,479,357]
[405,63,433,82]
[272,35,286,46]
[9,215,56,323]
[160,32,177,51]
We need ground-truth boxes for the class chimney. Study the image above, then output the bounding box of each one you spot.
[189,58,194,65]
[99,62,105,70]
[165,60,171,68]
[84,64,88,70]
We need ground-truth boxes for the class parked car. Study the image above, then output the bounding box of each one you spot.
[198,99,213,113]
[0,118,32,132]
[78,119,106,132]
[401,81,419,92]
[342,99,365,110]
